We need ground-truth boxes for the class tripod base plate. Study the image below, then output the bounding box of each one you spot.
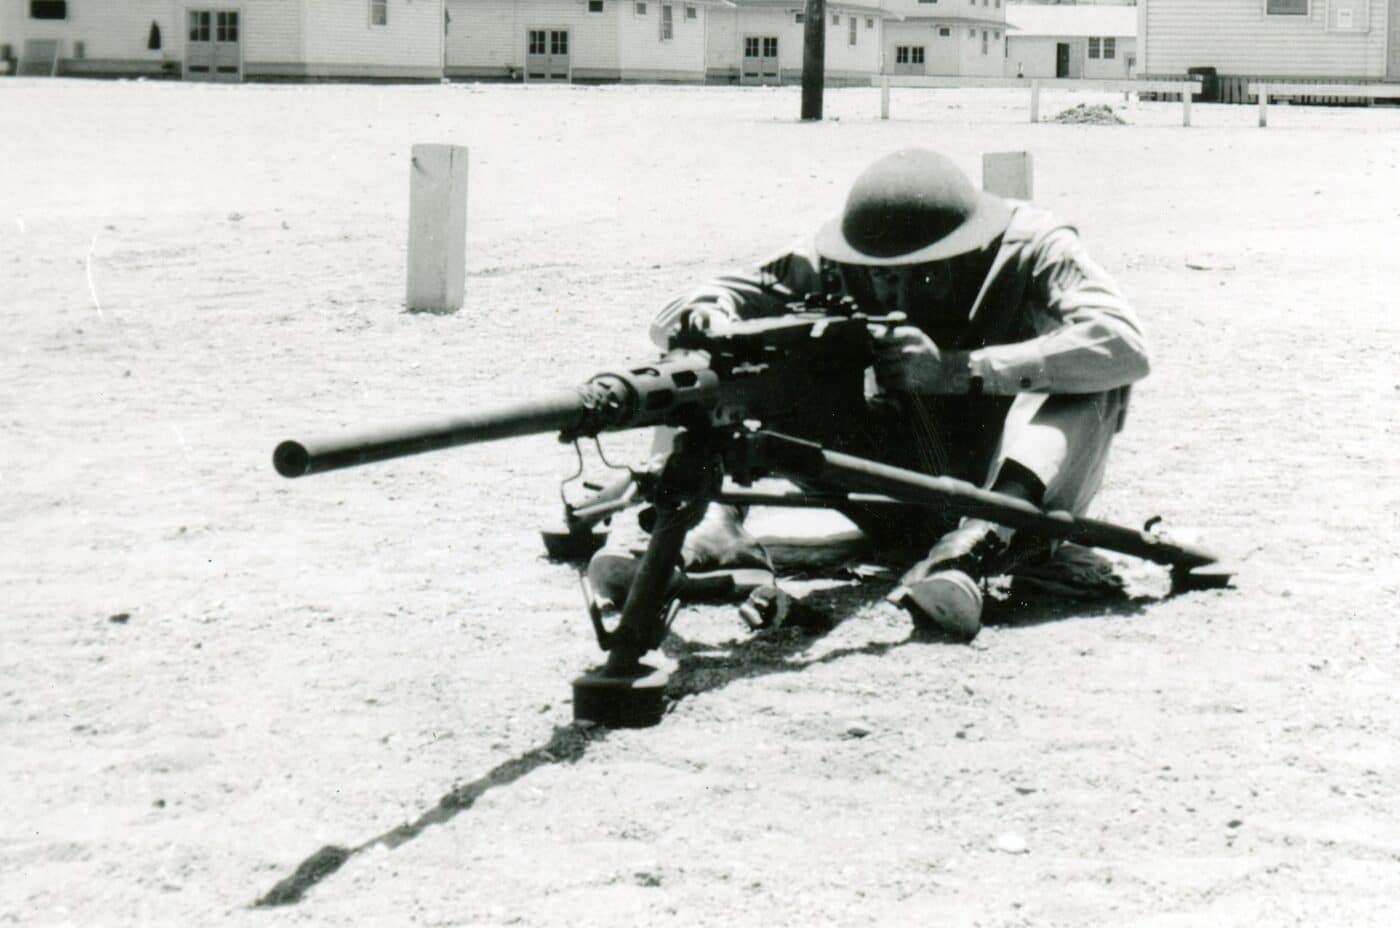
[572,662,670,728]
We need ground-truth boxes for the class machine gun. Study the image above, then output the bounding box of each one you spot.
[274,299,1231,726]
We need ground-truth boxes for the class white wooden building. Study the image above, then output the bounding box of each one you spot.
[0,0,445,81]
[1004,4,1137,79]
[703,0,889,85]
[880,0,1010,78]
[1137,0,1400,88]
[444,0,729,83]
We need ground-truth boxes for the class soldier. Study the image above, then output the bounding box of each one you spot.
[589,148,1149,640]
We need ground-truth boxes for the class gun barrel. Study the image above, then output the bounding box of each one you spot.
[273,390,588,478]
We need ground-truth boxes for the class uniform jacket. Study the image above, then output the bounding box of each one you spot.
[651,202,1150,399]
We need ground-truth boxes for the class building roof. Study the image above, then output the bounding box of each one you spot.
[1004,5,1136,38]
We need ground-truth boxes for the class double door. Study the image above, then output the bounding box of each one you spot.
[742,35,779,85]
[186,9,241,81]
[526,29,570,82]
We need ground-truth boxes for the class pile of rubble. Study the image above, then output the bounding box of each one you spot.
[1049,103,1127,125]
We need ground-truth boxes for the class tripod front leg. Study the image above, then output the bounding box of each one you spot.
[572,437,723,727]
[603,491,705,674]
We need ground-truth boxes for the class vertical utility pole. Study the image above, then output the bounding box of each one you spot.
[800,0,826,121]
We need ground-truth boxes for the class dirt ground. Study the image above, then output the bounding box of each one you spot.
[3,78,1398,926]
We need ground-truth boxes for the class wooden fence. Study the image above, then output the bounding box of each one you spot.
[877,75,1203,126]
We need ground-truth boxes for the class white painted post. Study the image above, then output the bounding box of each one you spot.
[982,151,1033,200]
[1258,85,1269,127]
[1030,79,1041,123]
[1181,82,1192,127]
[880,73,890,120]
[406,144,469,313]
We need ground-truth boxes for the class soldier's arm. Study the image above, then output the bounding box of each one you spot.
[649,237,826,347]
[965,228,1150,395]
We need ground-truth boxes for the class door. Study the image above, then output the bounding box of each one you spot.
[186,10,242,82]
[894,45,925,76]
[526,29,570,82]
[741,35,779,85]
[1055,42,1070,78]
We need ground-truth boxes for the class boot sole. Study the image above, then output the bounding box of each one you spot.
[901,570,983,640]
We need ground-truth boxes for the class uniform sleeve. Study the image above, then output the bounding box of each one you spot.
[649,235,826,348]
[966,228,1150,395]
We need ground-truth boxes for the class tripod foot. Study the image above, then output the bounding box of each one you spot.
[541,523,609,561]
[571,661,671,728]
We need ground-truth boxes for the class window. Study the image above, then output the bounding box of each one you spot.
[938,26,951,36]
[895,45,925,64]
[528,30,545,54]
[866,17,874,28]
[661,4,673,39]
[1088,37,1100,58]
[29,1,66,19]
[1103,37,1115,59]
[370,0,387,27]
[832,13,840,25]
[685,5,697,19]
[969,28,975,37]
[745,36,759,56]
[917,0,936,4]
[635,1,647,13]
[981,30,988,54]
[848,16,857,45]
[794,12,803,23]
[763,36,777,56]
[551,30,567,54]
[216,11,239,42]
[1266,0,1307,13]
[588,0,604,11]
[188,11,211,41]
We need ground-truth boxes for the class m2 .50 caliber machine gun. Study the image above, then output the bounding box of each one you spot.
[274,299,1231,726]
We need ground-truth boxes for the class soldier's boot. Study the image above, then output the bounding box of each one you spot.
[586,504,775,610]
[888,519,1018,642]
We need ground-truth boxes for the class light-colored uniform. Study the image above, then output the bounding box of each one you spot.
[652,202,1150,537]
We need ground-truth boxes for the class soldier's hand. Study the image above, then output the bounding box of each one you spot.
[677,305,733,337]
[870,324,948,394]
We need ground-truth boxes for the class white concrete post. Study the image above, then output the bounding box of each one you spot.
[1029,79,1041,123]
[1181,82,1192,127]
[982,151,1033,200]
[1258,85,1269,127]
[880,73,890,120]
[406,144,469,313]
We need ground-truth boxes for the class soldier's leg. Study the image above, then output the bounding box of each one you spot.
[891,390,1128,639]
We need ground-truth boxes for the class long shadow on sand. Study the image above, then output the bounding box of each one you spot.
[254,569,1157,907]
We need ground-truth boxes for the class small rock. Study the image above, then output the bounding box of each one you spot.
[844,723,871,739]
[1227,819,1243,829]
[227,211,244,222]
[108,612,130,624]
[995,832,1029,854]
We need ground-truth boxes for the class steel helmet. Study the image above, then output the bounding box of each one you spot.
[815,149,1012,266]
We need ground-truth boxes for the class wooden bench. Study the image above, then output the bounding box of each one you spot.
[1249,81,1400,126]
[878,75,1203,127]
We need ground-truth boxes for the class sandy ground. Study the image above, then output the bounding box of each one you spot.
[3,78,1398,926]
